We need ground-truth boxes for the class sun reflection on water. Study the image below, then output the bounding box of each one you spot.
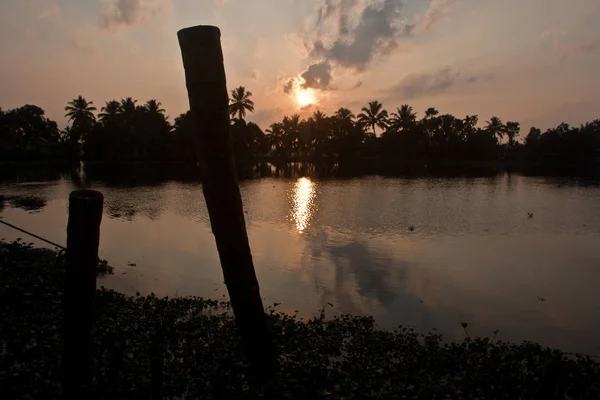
[291,177,316,233]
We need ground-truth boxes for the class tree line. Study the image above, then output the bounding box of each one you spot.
[1,87,599,171]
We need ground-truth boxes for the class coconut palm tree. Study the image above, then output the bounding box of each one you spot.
[357,101,388,136]
[282,114,303,156]
[64,95,96,125]
[505,121,520,146]
[145,99,165,115]
[266,122,285,157]
[485,116,506,142]
[424,107,439,119]
[64,96,97,157]
[229,86,255,120]
[120,97,138,116]
[390,104,417,131]
[334,108,355,125]
[98,100,121,123]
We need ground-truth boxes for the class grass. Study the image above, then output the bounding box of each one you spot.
[1,239,599,399]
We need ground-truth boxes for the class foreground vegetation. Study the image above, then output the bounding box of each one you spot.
[1,89,599,174]
[1,240,599,399]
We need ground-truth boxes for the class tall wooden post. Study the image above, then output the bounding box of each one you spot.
[177,26,275,383]
[63,190,103,397]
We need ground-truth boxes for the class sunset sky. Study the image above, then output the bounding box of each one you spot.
[1,0,599,131]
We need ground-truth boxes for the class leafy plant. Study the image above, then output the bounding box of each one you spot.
[1,240,599,399]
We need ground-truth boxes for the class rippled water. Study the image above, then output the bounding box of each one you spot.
[1,167,600,355]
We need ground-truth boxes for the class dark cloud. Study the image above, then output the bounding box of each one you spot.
[300,60,333,90]
[283,78,296,94]
[385,67,492,99]
[309,0,413,71]
[315,0,340,27]
[300,103,315,111]
[101,0,140,28]
[351,80,363,89]
[101,0,165,30]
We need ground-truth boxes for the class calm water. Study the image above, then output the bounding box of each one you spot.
[1,167,600,355]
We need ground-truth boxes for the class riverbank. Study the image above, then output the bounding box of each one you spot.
[2,159,599,180]
[1,240,599,399]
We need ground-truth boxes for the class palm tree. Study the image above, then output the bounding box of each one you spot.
[505,121,520,146]
[64,96,96,156]
[282,114,303,155]
[525,127,541,148]
[229,86,255,120]
[64,95,96,125]
[145,99,165,115]
[424,107,439,119]
[334,108,355,125]
[120,97,138,116]
[266,122,285,157]
[357,101,388,136]
[485,116,506,142]
[98,100,121,122]
[390,104,417,130]
[308,110,332,157]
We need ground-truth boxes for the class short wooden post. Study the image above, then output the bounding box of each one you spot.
[177,25,276,384]
[63,190,103,397]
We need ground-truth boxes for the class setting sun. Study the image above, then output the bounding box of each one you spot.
[296,89,317,108]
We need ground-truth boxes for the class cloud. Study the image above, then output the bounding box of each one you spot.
[280,60,334,97]
[351,80,363,89]
[384,66,492,100]
[538,30,597,55]
[300,60,333,90]
[309,0,413,71]
[38,0,61,21]
[250,69,261,81]
[100,0,168,30]
[416,0,455,33]
[279,0,461,98]
[300,103,315,111]
[282,78,297,94]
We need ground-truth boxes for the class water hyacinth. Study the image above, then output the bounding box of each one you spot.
[1,240,599,399]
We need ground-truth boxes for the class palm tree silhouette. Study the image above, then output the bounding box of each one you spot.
[505,121,520,146]
[120,97,138,116]
[64,95,97,125]
[390,104,417,130]
[98,100,121,123]
[229,86,255,120]
[486,116,506,142]
[334,108,355,125]
[357,101,388,136]
[145,99,166,115]
[266,122,285,157]
[282,114,302,156]
[424,107,439,119]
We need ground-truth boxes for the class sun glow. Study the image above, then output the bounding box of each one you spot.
[296,88,317,108]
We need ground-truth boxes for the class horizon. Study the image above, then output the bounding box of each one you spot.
[1,0,599,131]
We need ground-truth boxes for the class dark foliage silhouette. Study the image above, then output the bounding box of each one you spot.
[1,94,599,173]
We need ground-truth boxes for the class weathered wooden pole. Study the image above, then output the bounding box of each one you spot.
[177,26,275,382]
[63,190,103,397]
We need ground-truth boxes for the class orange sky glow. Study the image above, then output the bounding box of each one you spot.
[1,0,599,131]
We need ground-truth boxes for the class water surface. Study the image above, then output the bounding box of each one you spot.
[1,167,599,355]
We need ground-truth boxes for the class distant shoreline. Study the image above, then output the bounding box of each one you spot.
[1,158,598,177]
